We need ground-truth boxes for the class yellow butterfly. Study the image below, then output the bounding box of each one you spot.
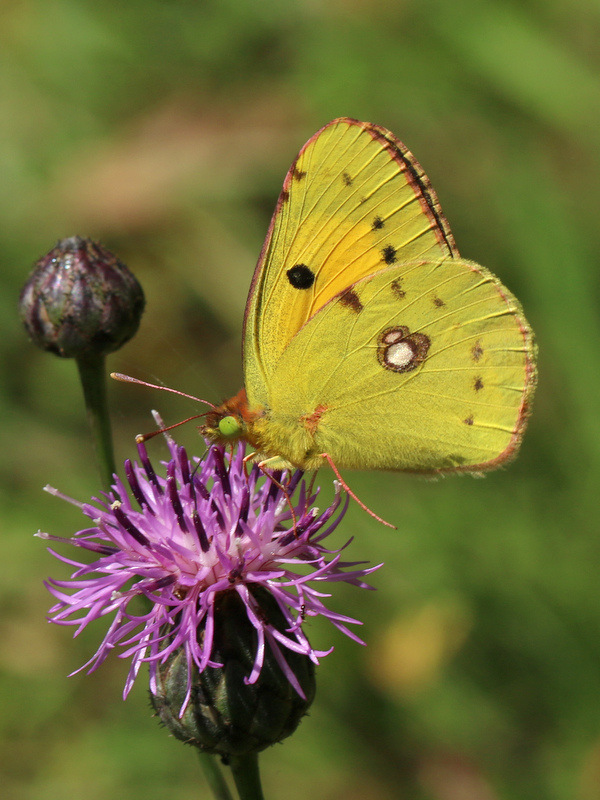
[202,118,536,477]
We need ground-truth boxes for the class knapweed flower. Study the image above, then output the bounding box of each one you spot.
[38,438,380,753]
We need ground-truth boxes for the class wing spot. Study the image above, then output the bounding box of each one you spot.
[372,216,384,230]
[433,297,444,307]
[287,264,315,289]
[342,172,353,186]
[474,377,484,391]
[391,279,406,299]
[382,244,397,264]
[301,405,328,436]
[280,189,289,203]
[377,326,430,373]
[472,341,484,361]
[464,415,474,426]
[338,288,363,313]
[293,167,306,181]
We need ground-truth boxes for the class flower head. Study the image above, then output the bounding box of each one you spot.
[39,438,379,721]
[19,236,145,359]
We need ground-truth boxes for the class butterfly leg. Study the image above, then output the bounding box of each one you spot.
[242,452,298,527]
[255,457,299,534]
[319,452,396,529]
[305,470,319,515]
[242,450,258,480]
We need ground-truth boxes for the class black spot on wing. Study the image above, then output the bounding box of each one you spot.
[342,172,353,186]
[372,216,384,230]
[382,245,397,264]
[287,264,315,289]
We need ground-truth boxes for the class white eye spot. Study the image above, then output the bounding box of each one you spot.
[383,330,403,344]
[386,341,414,369]
[376,325,431,374]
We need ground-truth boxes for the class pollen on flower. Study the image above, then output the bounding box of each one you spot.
[39,439,380,714]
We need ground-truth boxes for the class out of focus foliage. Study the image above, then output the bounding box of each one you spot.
[3,2,600,799]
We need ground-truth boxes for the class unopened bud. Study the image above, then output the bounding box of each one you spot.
[151,587,316,756]
[19,236,145,358]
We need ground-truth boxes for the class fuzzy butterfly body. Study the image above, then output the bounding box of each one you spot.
[203,118,536,474]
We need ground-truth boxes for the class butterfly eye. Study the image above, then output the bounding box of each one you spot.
[218,415,242,438]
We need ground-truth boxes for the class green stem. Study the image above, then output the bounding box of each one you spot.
[229,753,265,800]
[197,752,235,800]
[75,353,116,489]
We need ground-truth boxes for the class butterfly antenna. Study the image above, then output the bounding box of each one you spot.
[111,372,218,410]
[111,372,218,443]
[135,414,209,443]
[320,452,397,529]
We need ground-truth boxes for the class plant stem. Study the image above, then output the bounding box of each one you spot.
[229,754,265,800]
[75,352,116,489]
[197,752,235,800]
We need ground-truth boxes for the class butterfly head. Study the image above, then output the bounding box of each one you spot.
[200,388,259,447]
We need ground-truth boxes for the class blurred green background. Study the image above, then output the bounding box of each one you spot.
[2,1,600,798]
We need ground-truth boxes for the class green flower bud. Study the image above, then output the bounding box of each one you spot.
[151,587,316,756]
[18,236,145,358]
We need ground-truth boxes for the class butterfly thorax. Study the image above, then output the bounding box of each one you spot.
[250,408,327,471]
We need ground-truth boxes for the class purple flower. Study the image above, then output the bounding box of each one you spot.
[38,438,380,714]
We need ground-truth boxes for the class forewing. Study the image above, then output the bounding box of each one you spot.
[244,118,458,406]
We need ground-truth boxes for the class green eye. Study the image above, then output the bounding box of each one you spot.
[218,415,242,438]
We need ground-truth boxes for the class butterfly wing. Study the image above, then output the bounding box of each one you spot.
[255,258,536,472]
[244,118,458,408]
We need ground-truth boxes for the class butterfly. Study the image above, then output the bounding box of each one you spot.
[202,117,536,478]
